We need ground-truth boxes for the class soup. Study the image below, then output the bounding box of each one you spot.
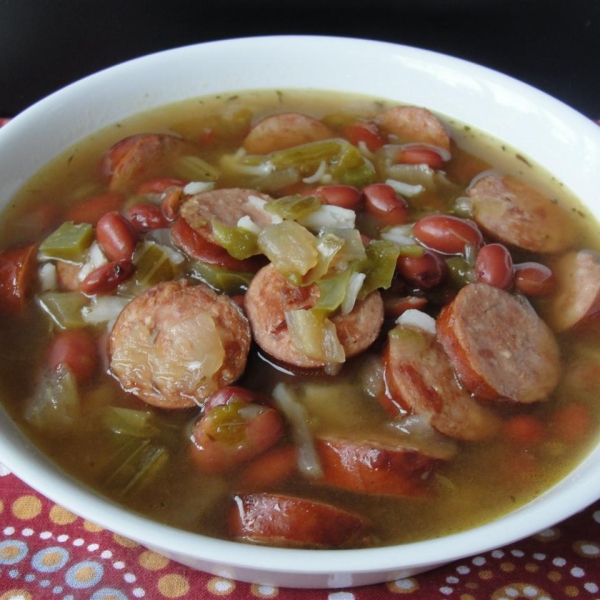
[0,90,598,549]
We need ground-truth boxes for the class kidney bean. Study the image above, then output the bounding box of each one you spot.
[342,121,385,152]
[47,329,98,384]
[397,250,447,289]
[125,203,169,233]
[204,385,272,412]
[161,187,184,221]
[80,260,135,295]
[311,185,362,210]
[514,262,556,296]
[363,184,409,226]
[65,193,124,225]
[412,214,483,255]
[396,145,445,170]
[475,243,514,289]
[96,211,138,261]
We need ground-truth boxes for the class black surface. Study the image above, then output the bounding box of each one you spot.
[0,0,598,119]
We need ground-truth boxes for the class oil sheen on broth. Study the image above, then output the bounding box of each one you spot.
[0,89,598,548]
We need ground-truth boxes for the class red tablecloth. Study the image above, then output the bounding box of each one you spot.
[1,463,599,600]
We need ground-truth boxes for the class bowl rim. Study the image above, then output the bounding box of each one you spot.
[1,34,600,582]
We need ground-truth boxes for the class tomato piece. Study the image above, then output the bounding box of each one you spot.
[412,214,483,255]
[237,445,297,490]
[228,493,371,548]
[190,400,284,474]
[137,178,187,194]
[475,243,514,289]
[65,193,125,225]
[342,121,385,152]
[47,329,98,384]
[503,414,546,445]
[171,217,265,272]
[514,262,556,296]
[80,260,135,295]
[0,244,37,317]
[96,211,138,261]
[362,183,409,226]
[396,145,445,169]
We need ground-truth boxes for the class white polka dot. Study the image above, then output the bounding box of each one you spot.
[101,550,113,559]
[440,587,453,595]
[552,557,566,567]
[133,589,146,598]
[87,544,99,552]
[585,583,599,593]
[257,585,276,596]
[492,550,504,559]
[40,531,52,540]
[72,538,84,547]
[472,556,486,566]
[505,588,519,598]
[533,553,546,560]
[394,579,414,590]
[57,534,69,543]
[214,579,234,593]
[592,511,600,524]
[511,549,524,557]
[456,565,470,574]
[581,543,599,555]
[537,528,555,538]
[446,576,459,584]
[124,573,137,583]
[571,567,585,578]
[328,593,354,600]
[523,586,538,597]
[4,527,15,535]
[21,528,34,537]
[113,561,125,570]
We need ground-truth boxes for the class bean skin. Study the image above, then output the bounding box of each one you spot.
[363,184,409,226]
[125,203,169,233]
[80,260,135,295]
[514,262,556,296]
[475,243,514,289]
[96,211,138,261]
[397,250,447,289]
[413,214,483,255]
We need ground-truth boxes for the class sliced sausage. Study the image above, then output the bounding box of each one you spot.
[316,437,440,497]
[437,283,561,403]
[244,264,384,368]
[228,493,372,549]
[544,249,600,332]
[243,112,334,155]
[384,325,501,441]
[0,244,37,316]
[56,261,82,291]
[379,106,451,151]
[467,173,575,253]
[109,279,251,408]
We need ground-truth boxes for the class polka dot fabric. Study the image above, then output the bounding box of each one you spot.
[1,464,599,599]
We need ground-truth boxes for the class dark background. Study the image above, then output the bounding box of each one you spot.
[0,0,599,120]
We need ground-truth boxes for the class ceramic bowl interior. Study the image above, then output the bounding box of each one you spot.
[1,35,600,589]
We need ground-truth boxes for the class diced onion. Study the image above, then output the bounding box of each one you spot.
[78,241,108,282]
[298,205,356,231]
[82,296,131,328]
[248,194,283,224]
[380,224,415,246]
[39,262,57,292]
[302,160,328,184]
[285,310,345,364]
[385,178,425,197]
[237,215,261,234]
[183,181,216,195]
[395,309,436,335]
[340,272,365,315]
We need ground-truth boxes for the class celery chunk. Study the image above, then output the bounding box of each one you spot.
[172,155,220,182]
[37,291,88,329]
[39,222,94,263]
[314,270,352,314]
[264,194,321,221]
[446,256,476,289]
[211,221,259,259]
[360,240,401,297]
[285,310,345,364]
[189,261,253,295]
[103,407,160,438]
[132,241,183,290]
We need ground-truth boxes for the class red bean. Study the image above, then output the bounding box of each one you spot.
[412,214,483,255]
[514,262,556,296]
[47,329,98,384]
[80,260,135,295]
[96,212,138,261]
[204,385,264,412]
[397,250,447,289]
[161,188,184,221]
[313,185,362,210]
[362,184,409,226]
[475,243,514,289]
[397,145,445,170]
[342,121,385,152]
[125,203,169,233]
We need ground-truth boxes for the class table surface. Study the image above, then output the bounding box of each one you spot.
[1,1,600,598]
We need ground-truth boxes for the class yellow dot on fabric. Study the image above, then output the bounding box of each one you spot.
[500,562,515,572]
[83,520,103,532]
[386,577,419,593]
[526,563,539,573]
[548,571,562,582]
[1,590,32,600]
[74,565,98,583]
[478,570,493,580]
[573,540,600,558]
[49,504,77,525]
[564,585,580,597]
[157,574,190,598]
[207,577,236,595]
[466,582,479,590]
[42,551,64,568]
[139,550,170,571]
[534,527,561,542]
[459,595,476,600]
[113,533,138,548]
[0,544,21,561]
[0,500,4,514]
[251,583,278,598]
[11,495,42,519]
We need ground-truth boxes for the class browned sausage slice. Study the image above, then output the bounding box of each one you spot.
[180,188,276,246]
[243,113,334,155]
[109,279,251,408]
[228,493,372,548]
[544,249,600,332]
[316,437,440,497]
[468,173,574,253]
[379,106,451,151]
[384,324,501,441]
[244,264,384,368]
[437,283,561,403]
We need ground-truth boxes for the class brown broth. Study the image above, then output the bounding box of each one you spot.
[0,89,599,547]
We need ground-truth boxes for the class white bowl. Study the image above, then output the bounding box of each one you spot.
[1,35,600,589]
